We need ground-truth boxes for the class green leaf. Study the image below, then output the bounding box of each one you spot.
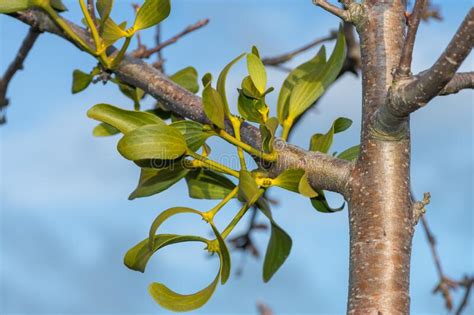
[50,0,67,11]
[72,70,93,94]
[87,103,165,134]
[117,124,187,161]
[310,190,345,213]
[260,117,278,153]
[118,82,144,109]
[237,91,268,124]
[202,85,226,129]
[217,53,245,115]
[96,0,113,22]
[148,207,203,248]
[186,169,236,199]
[241,76,262,99]
[257,199,292,282]
[170,120,212,152]
[277,46,326,123]
[272,169,305,193]
[92,122,120,137]
[310,117,352,154]
[101,18,127,47]
[0,0,28,13]
[246,53,267,94]
[201,73,212,87]
[238,170,259,204]
[133,0,171,31]
[124,234,207,273]
[286,28,346,122]
[129,165,189,200]
[149,271,219,312]
[298,172,318,198]
[170,67,199,93]
[210,224,231,284]
[337,145,360,161]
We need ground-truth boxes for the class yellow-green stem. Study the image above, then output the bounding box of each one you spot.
[230,117,247,170]
[205,187,239,219]
[44,6,94,55]
[217,129,277,162]
[281,119,293,141]
[187,150,239,178]
[221,189,264,239]
[111,36,132,68]
[79,0,102,53]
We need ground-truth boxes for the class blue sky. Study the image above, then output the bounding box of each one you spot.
[0,0,472,314]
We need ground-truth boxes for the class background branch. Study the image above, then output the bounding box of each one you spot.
[439,72,473,96]
[0,26,40,124]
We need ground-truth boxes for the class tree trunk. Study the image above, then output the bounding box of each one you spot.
[346,1,415,314]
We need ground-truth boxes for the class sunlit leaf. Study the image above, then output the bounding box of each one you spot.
[148,207,203,248]
[0,0,28,13]
[129,165,189,200]
[124,234,207,272]
[286,28,346,123]
[101,18,128,47]
[72,70,93,94]
[241,76,261,99]
[170,120,212,151]
[277,46,326,123]
[50,0,67,11]
[133,0,171,31]
[149,271,219,312]
[260,117,278,153]
[238,170,259,204]
[257,199,292,282]
[272,169,305,193]
[210,224,231,284]
[96,0,113,22]
[92,122,120,137]
[298,172,318,198]
[310,117,352,154]
[246,53,267,94]
[186,169,236,199]
[337,144,360,161]
[217,53,245,115]
[87,103,165,134]
[170,67,199,93]
[117,124,187,160]
[237,91,268,124]
[310,190,345,213]
[202,85,225,129]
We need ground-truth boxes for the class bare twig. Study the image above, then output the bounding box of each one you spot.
[313,0,348,21]
[257,302,273,315]
[87,0,97,26]
[262,31,337,66]
[397,0,427,77]
[421,0,442,21]
[0,27,40,124]
[421,215,474,313]
[132,19,209,59]
[439,72,474,96]
[153,24,165,72]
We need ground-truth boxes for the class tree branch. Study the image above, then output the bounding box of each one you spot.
[371,8,473,136]
[132,19,209,59]
[439,72,473,96]
[396,0,427,77]
[0,26,41,124]
[261,31,337,66]
[312,0,348,20]
[10,9,353,195]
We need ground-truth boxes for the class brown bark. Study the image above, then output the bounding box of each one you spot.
[346,1,414,314]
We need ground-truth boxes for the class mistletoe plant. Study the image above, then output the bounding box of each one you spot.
[1,0,358,312]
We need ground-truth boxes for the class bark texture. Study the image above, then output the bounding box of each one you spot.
[347,1,414,314]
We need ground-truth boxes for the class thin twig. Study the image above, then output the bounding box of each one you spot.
[87,0,98,27]
[313,0,348,20]
[397,0,427,77]
[132,19,209,59]
[262,31,337,66]
[0,27,41,124]
[456,276,474,315]
[154,24,165,72]
[257,302,273,315]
